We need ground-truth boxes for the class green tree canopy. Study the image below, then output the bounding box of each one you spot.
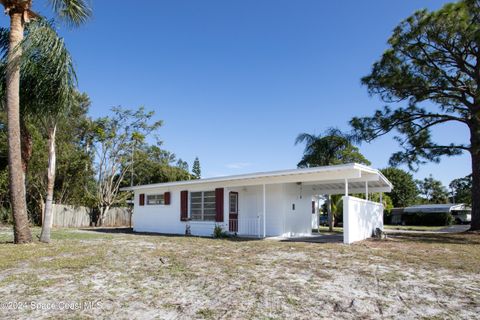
[89,106,163,225]
[416,175,449,204]
[176,159,189,172]
[125,145,193,186]
[450,174,472,205]
[0,93,95,224]
[380,167,419,208]
[295,128,370,167]
[349,0,480,229]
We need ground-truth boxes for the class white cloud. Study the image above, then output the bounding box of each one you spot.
[225,162,253,169]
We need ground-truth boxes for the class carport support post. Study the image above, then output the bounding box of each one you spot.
[263,184,266,238]
[344,178,349,196]
[365,181,369,200]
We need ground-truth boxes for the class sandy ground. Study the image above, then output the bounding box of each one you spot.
[0,227,479,319]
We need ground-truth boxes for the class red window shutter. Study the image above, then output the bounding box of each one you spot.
[180,190,188,221]
[164,192,171,205]
[312,200,315,214]
[139,194,145,206]
[215,188,224,222]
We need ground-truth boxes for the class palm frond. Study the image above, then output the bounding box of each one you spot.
[295,133,319,153]
[48,0,92,27]
[0,27,9,59]
[22,18,76,110]
[295,127,370,167]
[0,18,77,122]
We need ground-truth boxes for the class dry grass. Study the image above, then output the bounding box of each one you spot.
[0,227,479,319]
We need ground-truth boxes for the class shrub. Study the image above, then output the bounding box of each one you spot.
[383,211,392,225]
[213,225,228,238]
[0,207,12,225]
[403,212,453,226]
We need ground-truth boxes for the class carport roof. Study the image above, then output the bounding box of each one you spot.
[121,163,392,194]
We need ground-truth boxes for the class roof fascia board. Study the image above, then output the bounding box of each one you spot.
[314,186,393,195]
[122,167,362,191]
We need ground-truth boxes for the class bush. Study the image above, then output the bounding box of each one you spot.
[213,225,228,238]
[402,212,453,226]
[0,206,12,225]
[383,211,392,225]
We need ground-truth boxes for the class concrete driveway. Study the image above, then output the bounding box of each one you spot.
[438,224,471,233]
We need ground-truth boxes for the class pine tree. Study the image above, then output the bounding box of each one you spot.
[350,0,480,230]
[192,157,201,179]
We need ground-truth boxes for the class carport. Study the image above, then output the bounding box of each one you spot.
[304,164,393,244]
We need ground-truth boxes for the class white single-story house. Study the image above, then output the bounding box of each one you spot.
[121,163,392,244]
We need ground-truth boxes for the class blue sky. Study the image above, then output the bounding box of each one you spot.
[11,0,472,186]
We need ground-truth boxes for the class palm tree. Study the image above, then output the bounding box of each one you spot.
[295,128,371,231]
[0,0,90,243]
[0,19,77,243]
[295,128,370,168]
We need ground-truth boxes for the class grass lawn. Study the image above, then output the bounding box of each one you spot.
[0,227,479,319]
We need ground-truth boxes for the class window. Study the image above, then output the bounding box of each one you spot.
[191,191,216,221]
[147,194,164,205]
[229,193,238,213]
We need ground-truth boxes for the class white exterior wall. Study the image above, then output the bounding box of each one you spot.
[311,213,318,229]
[133,186,189,235]
[343,196,384,244]
[282,183,314,237]
[132,183,314,238]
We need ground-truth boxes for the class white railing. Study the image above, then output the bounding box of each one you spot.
[229,217,261,237]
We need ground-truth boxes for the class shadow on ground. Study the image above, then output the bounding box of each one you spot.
[80,227,134,234]
[279,233,343,244]
[79,228,345,243]
[79,227,263,242]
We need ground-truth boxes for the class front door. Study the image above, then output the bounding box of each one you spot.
[229,192,239,232]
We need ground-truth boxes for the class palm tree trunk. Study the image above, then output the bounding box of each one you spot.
[40,125,57,243]
[20,118,33,173]
[7,12,32,244]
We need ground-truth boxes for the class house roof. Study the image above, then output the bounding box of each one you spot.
[121,163,393,194]
[403,203,470,213]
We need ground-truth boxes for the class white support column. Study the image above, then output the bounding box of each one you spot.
[344,178,349,196]
[379,192,383,204]
[365,181,369,201]
[263,184,266,238]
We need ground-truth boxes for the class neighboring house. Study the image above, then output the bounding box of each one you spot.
[405,204,471,224]
[121,163,392,244]
[391,204,472,225]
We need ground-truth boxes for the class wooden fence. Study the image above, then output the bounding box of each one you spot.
[52,204,131,228]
